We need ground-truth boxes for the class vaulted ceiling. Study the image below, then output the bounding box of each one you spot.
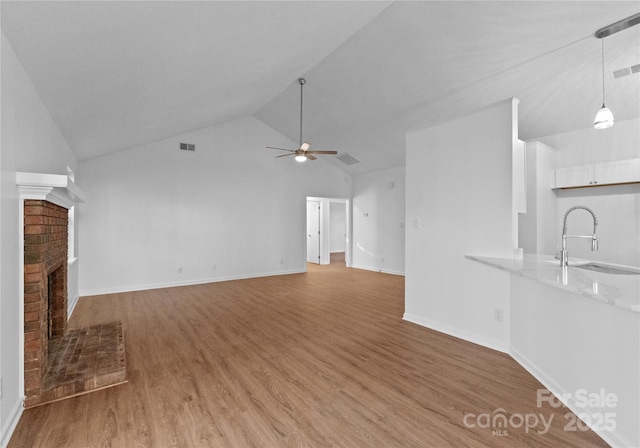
[2,1,639,175]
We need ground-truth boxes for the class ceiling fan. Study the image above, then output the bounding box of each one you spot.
[267,78,338,162]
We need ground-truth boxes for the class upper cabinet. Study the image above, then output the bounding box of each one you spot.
[554,158,640,189]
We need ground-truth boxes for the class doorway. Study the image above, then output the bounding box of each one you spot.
[306,197,351,266]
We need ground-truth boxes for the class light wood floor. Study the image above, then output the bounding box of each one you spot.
[9,258,608,447]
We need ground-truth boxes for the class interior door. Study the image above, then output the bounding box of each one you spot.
[307,200,320,264]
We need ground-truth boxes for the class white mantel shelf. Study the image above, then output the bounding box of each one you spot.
[16,172,85,208]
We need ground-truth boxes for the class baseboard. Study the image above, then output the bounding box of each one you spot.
[67,293,80,317]
[351,264,405,276]
[402,313,508,354]
[0,397,23,448]
[510,347,628,448]
[79,269,307,297]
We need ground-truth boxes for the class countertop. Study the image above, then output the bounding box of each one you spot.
[466,254,640,313]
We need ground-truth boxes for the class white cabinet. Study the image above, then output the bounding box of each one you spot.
[555,164,594,188]
[555,158,640,189]
[594,159,640,185]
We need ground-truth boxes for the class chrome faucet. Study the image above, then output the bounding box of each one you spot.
[560,205,598,267]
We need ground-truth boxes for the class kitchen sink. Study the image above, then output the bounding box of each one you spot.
[574,263,640,275]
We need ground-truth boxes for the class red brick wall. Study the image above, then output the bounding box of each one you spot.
[23,200,68,407]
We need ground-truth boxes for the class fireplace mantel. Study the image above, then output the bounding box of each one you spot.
[16,172,85,208]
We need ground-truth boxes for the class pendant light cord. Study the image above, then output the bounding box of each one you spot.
[601,37,606,106]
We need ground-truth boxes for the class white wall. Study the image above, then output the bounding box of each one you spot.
[405,99,519,352]
[546,118,639,167]
[329,201,346,253]
[78,116,351,295]
[539,118,640,267]
[518,141,558,256]
[0,33,79,447]
[351,166,405,275]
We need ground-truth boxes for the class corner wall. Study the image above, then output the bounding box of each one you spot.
[351,166,405,275]
[539,118,640,267]
[1,32,79,447]
[518,141,558,256]
[404,99,518,352]
[78,117,352,295]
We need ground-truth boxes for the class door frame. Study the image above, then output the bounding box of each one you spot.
[306,196,351,267]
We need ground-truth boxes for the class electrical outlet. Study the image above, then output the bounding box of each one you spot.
[280,259,284,265]
[494,308,504,323]
[213,264,216,270]
[177,267,183,274]
[381,257,385,263]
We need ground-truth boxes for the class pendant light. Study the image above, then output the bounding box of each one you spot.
[594,34,614,129]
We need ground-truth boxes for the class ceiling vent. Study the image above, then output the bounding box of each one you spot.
[179,143,195,151]
[611,64,640,80]
[336,153,360,166]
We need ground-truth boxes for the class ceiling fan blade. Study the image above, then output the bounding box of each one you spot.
[275,153,295,158]
[307,150,338,155]
[267,146,295,152]
[300,142,311,151]
[306,154,317,160]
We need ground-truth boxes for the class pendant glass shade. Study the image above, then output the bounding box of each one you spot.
[594,104,614,129]
[294,154,307,163]
[594,35,614,129]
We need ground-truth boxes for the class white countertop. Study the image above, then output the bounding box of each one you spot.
[466,254,640,313]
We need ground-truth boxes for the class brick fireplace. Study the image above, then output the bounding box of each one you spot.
[18,172,127,409]
[23,200,69,407]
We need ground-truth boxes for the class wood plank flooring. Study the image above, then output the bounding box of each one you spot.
[9,258,608,447]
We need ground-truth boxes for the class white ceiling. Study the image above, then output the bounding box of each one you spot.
[2,1,639,175]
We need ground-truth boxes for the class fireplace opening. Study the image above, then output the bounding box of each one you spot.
[47,266,66,341]
[47,273,53,340]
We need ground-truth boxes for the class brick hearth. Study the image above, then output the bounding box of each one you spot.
[39,321,127,406]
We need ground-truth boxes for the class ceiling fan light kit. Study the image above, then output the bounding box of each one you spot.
[267,78,338,162]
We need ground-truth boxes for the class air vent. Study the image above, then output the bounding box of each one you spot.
[179,143,195,151]
[336,153,360,166]
[611,64,640,79]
